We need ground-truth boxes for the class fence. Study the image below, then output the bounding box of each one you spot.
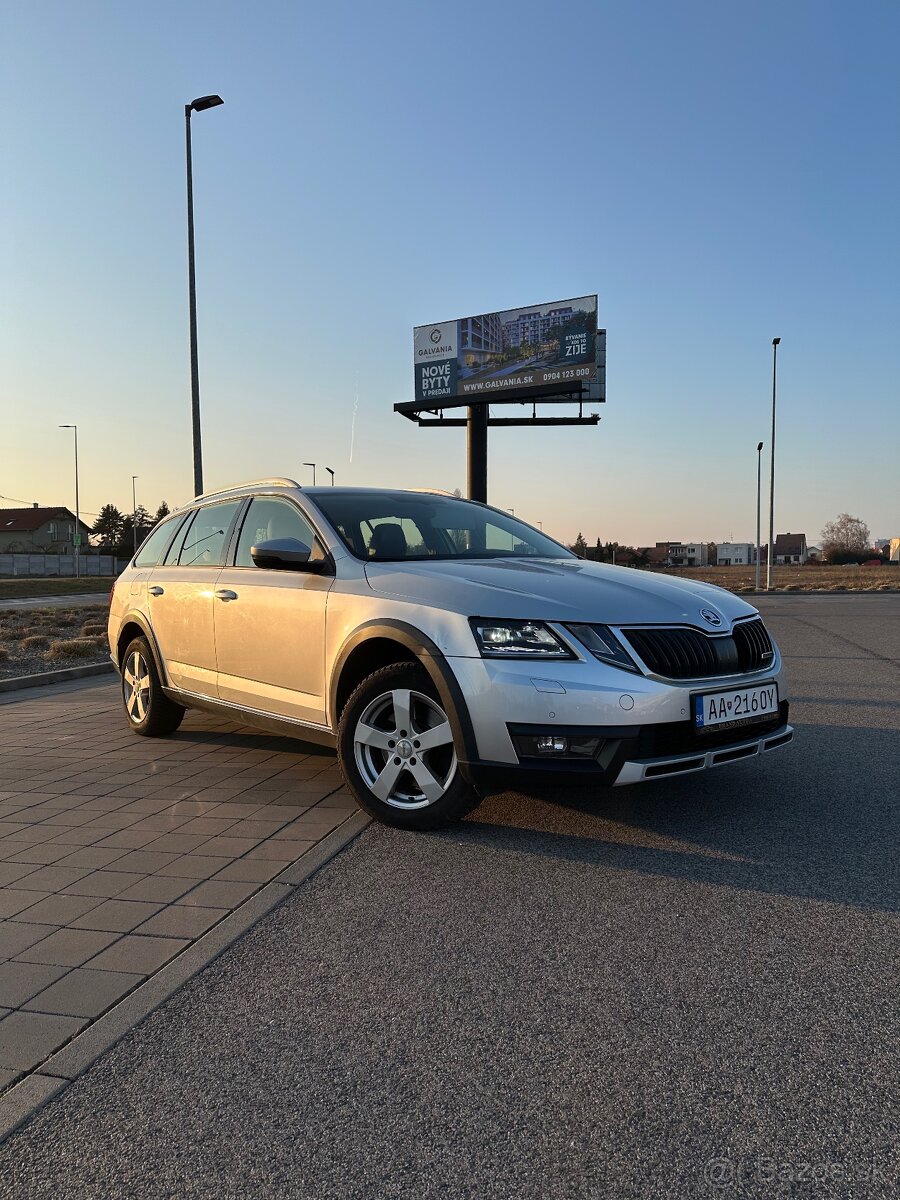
[0,554,128,578]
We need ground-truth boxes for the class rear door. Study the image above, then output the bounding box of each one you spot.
[146,498,244,696]
[213,495,333,725]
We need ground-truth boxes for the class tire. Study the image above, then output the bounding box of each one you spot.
[337,662,481,830]
[120,636,185,737]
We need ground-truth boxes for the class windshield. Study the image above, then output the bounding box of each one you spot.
[310,491,574,562]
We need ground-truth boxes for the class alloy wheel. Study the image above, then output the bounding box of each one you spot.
[353,688,456,809]
[123,650,151,723]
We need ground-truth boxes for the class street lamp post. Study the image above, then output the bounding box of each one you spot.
[766,338,781,591]
[185,93,224,498]
[755,442,763,591]
[59,425,80,578]
[132,475,139,557]
[303,463,316,486]
[325,467,335,485]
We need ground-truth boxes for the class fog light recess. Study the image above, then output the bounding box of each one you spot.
[513,734,604,761]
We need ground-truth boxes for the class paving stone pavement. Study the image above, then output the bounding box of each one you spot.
[0,675,356,1092]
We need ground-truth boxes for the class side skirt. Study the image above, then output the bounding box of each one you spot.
[162,687,337,750]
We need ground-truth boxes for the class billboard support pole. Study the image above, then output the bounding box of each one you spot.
[466,405,488,503]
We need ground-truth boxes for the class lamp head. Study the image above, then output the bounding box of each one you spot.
[757,441,764,452]
[772,337,781,346]
[190,95,224,113]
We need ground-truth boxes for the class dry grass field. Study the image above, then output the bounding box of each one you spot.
[651,564,899,594]
[0,604,110,678]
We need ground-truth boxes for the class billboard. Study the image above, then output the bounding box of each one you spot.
[413,295,598,405]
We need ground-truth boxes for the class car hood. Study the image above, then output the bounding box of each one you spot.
[363,558,758,629]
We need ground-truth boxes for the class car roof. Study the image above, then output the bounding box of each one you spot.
[173,483,458,514]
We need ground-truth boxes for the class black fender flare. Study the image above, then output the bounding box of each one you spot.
[329,620,479,767]
[115,611,170,688]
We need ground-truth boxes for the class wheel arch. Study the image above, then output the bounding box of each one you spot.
[330,621,478,765]
[115,613,168,685]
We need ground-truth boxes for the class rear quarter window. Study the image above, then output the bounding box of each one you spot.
[134,515,185,567]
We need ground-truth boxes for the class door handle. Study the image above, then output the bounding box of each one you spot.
[149,586,164,596]
[215,589,238,602]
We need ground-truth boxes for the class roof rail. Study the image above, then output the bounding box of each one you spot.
[192,478,302,503]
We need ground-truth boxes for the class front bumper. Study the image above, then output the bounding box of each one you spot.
[447,649,791,793]
[461,705,791,793]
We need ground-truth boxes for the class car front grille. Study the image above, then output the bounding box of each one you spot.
[622,618,774,680]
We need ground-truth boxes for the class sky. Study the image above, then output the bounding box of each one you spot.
[2,0,898,547]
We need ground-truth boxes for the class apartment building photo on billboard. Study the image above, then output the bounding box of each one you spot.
[413,295,598,403]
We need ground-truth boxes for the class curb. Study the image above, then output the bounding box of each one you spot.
[0,808,371,1145]
[0,662,115,694]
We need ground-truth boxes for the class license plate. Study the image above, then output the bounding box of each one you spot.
[693,682,779,731]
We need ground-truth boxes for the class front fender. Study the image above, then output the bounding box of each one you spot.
[329,619,479,766]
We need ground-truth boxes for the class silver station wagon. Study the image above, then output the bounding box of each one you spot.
[108,478,793,829]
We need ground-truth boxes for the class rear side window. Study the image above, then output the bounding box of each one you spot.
[175,499,243,568]
[134,515,184,567]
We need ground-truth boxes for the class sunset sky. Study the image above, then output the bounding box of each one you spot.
[3,0,898,546]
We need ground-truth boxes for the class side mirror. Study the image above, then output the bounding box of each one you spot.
[250,537,325,572]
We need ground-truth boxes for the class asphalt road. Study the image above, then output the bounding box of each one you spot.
[0,592,108,610]
[2,595,898,1199]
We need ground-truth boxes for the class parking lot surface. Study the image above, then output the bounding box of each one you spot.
[0,677,358,1102]
[1,595,898,1198]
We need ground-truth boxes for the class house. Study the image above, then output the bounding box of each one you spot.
[890,538,900,564]
[716,542,754,566]
[806,545,823,562]
[658,542,708,567]
[0,506,93,554]
[774,532,808,564]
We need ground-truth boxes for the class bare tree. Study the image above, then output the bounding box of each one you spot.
[821,513,870,562]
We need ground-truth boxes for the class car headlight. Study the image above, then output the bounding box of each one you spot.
[470,619,574,659]
[565,623,639,672]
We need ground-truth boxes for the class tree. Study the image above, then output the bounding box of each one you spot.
[571,532,588,558]
[119,514,135,556]
[91,504,124,551]
[154,501,170,523]
[133,505,152,543]
[626,546,651,568]
[822,513,870,563]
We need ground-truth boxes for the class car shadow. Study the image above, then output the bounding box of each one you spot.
[452,721,899,914]
[168,712,338,762]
